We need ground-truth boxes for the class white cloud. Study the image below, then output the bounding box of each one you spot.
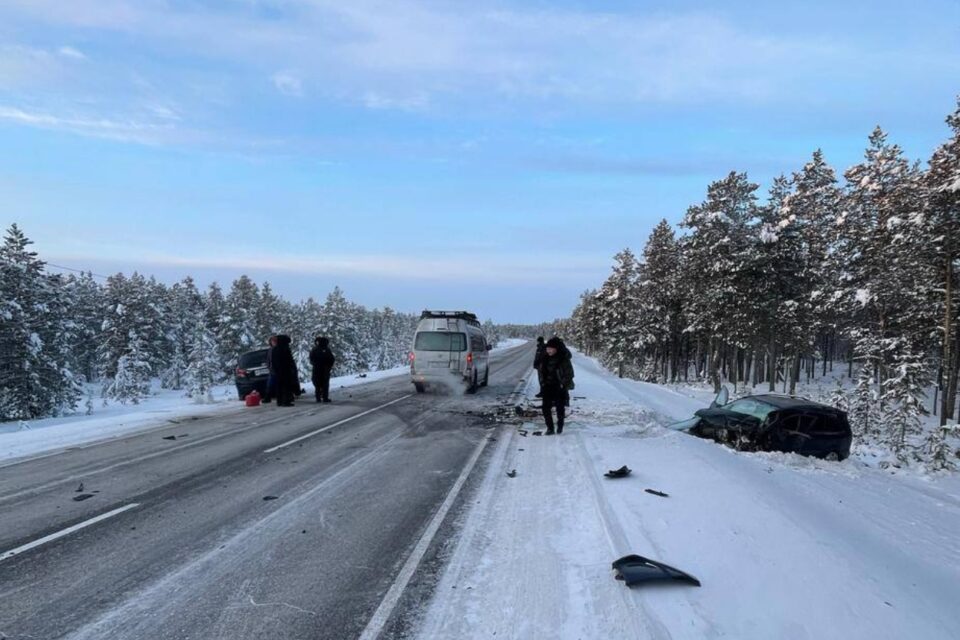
[272,71,303,97]
[362,91,428,112]
[58,46,86,59]
[48,249,605,285]
[0,105,174,144]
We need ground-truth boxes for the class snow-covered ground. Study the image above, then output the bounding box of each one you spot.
[0,366,409,463]
[414,350,960,640]
[1,339,528,464]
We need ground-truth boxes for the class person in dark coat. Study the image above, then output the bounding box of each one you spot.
[309,336,336,403]
[540,336,575,435]
[272,334,299,407]
[533,336,546,398]
[262,335,278,403]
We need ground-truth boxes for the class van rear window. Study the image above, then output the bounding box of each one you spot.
[415,332,467,352]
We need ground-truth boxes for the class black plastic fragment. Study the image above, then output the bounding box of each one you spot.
[262,495,279,501]
[604,465,632,478]
[645,489,669,498]
[532,431,543,436]
[162,435,177,441]
[506,470,517,478]
[612,554,701,588]
[73,494,94,502]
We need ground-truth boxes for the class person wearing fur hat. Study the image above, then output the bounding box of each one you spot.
[272,334,300,407]
[309,336,336,403]
[540,336,575,434]
[533,336,546,398]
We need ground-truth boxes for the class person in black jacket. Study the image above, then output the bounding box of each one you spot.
[540,336,575,435]
[272,334,299,407]
[263,335,278,403]
[533,336,546,398]
[309,336,336,403]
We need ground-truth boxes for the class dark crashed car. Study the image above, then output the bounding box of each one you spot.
[670,388,852,460]
[235,348,271,400]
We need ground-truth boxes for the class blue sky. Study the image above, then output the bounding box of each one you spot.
[1,0,958,322]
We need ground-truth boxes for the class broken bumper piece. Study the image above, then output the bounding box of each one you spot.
[612,554,701,588]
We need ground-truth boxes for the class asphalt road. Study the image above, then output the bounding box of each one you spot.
[0,343,534,640]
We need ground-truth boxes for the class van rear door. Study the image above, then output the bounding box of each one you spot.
[414,331,467,373]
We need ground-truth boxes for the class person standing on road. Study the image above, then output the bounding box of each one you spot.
[309,336,336,403]
[273,334,299,407]
[262,335,278,403]
[533,336,546,399]
[541,336,575,435]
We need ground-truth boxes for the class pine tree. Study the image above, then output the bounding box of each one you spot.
[218,276,261,374]
[842,128,934,455]
[163,277,205,390]
[925,98,960,424]
[680,171,759,390]
[104,332,152,404]
[640,220,683,381]
[595,249,642,376]
[0,224,80,420]
[185,323,220,402]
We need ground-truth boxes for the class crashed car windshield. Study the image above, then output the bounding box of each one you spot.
[723,398,777,421]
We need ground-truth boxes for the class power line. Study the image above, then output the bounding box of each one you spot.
[44,262,112,280]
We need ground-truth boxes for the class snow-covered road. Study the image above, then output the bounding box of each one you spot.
[413,350,960,640]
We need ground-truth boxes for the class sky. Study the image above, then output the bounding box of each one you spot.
[1,0,958,323]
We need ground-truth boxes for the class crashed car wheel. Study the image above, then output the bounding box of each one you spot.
[825,451,840,462]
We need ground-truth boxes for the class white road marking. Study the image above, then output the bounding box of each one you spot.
[0,503,140,563]
[357,433,490,640]
[263,394,414,453]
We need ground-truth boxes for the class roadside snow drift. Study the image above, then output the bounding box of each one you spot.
[413,350,960,640]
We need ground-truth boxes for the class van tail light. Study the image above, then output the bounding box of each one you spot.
[236,368,248,377]
[466,352,473,365]
[408,352,416,363]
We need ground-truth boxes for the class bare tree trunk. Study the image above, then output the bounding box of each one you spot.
[709,338,721,393]
[767,334,776,392]
[942,254,954,425]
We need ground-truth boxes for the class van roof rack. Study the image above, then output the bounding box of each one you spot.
[420,310,481,327]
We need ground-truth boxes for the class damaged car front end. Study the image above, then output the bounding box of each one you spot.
[668,388,852,460]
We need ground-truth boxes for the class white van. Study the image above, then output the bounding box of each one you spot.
[410,310,491,393]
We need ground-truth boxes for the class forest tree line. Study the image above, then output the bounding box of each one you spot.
[569,102,960,468]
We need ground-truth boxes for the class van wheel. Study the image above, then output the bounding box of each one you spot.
[414,383,426,393]
[467,372,478,394]
[482,367,489,387]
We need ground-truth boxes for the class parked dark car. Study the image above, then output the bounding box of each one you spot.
[235,348,270,400]
[669,388,852,460]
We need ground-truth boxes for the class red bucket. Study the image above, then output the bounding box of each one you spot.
[245,390,262,407]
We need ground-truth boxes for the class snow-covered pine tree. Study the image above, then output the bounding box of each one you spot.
[482,319,501,349]
[925,98,960,425]
[850,357,880,440]
[185,322,220,403]
[0,224,81,419]
[641,219,683,381]
[104,332,152,404]
[219,276,261,375]
[64,271,103,384]
[788,150,843,383]
[679,172,759,391]
[203,281,229,375]
[841,128,935,456]
[162,277,205,390]
[255,281,285,342]
[596,249,642,377]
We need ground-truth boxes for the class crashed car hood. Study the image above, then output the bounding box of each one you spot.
[694,408,762,429]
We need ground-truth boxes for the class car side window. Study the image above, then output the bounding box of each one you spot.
[797,414,820,434]
[779,414,802,433]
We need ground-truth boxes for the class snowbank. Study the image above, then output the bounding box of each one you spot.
[414,349,960,639]
[0,365,410,463]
